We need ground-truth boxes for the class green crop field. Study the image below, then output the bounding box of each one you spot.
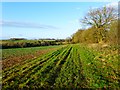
[2,2,119,90]
[2,44,119,89]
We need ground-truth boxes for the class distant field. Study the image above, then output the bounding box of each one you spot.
[1,39,56,43]
[2,44,119,89]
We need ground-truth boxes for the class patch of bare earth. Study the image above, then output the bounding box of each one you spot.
[1,48,59,70]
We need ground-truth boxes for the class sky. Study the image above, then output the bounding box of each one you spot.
[0,2,118,39]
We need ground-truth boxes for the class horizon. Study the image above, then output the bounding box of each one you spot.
[1,2,118,40]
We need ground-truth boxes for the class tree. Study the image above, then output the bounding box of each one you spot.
[65,37,72,44]
[72,29,84,43]
[81,6,117,43]
[107,20,118,44]
[81,6,117,28]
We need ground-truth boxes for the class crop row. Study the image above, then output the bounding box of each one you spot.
[2,44,119,89]
[2,45,72,89]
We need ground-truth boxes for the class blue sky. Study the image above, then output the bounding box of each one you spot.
[1,2,116,39]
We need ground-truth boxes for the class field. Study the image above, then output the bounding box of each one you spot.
[1,45,63,69]
[2,45,63,60]
[2,44,119,89]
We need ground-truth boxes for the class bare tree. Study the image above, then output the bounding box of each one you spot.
[81,6,117,28]
[81,6,117,43]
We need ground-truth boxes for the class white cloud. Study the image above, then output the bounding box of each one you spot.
[0,20,59,29]
[90,2,118,10]
[106,2,118,8]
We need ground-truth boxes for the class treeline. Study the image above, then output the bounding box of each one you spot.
[72,20,118,44]
[71,6,118,45]
[1,40,64,49]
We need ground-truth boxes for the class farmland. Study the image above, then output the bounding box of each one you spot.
[1,2,120,90]
[1,45,63,69]
[2,44,119,89]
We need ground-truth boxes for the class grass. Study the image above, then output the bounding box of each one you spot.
[2,44,119,89]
